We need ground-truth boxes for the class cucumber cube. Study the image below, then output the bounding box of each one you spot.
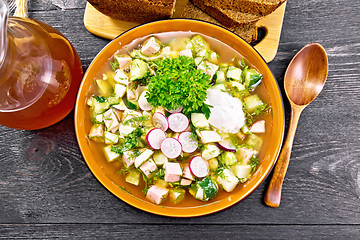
[226,66,242,81]
[130,59,149,81]
[191,113,210,129]
[220,152,237,166]
[243,94,264,112]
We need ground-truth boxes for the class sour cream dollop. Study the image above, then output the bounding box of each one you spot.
[205,89,245,133]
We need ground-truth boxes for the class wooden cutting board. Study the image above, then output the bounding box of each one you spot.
[83,1,287,62]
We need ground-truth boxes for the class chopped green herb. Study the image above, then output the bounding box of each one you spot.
[146,56,211,116]
[249,155,259,173]
[123,115,150,126]
[110,58,120,71]
[201,103,213,120]
[111,127,144,154]
[93,96,107,103]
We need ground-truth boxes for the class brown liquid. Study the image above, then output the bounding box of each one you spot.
[85,32,273,207]
[0,17,83,130]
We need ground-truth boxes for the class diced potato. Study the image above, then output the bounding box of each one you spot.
[114,84,127,97]
[230,163,252,183]
[125,169,141,186]
[246,134,263,152]
[217,168,239,192]
[202,144,221,160]
[208,158,219,171]
[197,130,221,144]
[153,151,168,166]
[104,145,120,162]
[169,188,185,204]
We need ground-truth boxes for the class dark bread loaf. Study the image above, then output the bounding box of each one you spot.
[200,0,286,16]
[181,1,258,43]
[87,0,176,23]
[191,0,263,28]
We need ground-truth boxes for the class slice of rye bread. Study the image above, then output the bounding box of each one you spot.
[191,0,263,28]
[200,0,286,16]
[87,0,176,23]
[181,1,258,43]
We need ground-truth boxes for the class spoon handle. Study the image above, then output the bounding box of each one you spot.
[264,105,304,207]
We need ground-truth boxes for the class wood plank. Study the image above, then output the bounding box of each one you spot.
[0,224,359,239]
[0,0,359,229]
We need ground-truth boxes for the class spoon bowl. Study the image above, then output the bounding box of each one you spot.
[264,43,328,207]
[285,43,328,106]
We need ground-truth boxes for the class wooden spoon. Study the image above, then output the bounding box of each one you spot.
[264,43,328,207]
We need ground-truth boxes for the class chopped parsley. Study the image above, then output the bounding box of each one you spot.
[146,56,212,116]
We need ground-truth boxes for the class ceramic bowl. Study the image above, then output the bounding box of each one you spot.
[75,19,284,217]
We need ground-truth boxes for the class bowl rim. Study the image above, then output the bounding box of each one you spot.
[75,18,285,217]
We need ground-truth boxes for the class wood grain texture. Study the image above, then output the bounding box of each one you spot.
[0,0,360,238]
[0,224,359,239]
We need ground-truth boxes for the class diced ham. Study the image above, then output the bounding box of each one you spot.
[122,151,135,168]
[88,124,104,139]
[103,109,120,132]
[139,160,158,177]
[141,37,161,56]
[180,178,192,186]
[114,55,132,68]
[127,88,136,100]
[164,162,182,182]
[197,61,219,78]
[237,147,257,164]
[179,49,193,58]
[146,185,169,205]
[182,165,195,180]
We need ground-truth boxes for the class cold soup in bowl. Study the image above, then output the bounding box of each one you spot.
[75,19,284,217]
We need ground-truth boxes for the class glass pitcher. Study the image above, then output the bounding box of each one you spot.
[0,0,83,130]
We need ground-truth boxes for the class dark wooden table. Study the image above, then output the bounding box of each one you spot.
[1,0,359,238]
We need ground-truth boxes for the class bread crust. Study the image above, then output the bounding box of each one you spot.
[191,0,263,28]
[200,0,286,16]
[181,1,258,43]
[87,0,176,23]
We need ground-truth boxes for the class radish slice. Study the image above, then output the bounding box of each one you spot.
[138,91,153,111]
[216,138,236,152]
[166,106,183,113]
[152,112,168,131]
[146,128,166,150]
[189,156,209,178]
[178,132,198,153]
[249,120,265,133]
[168,113,189,132]
[160,138,182,159]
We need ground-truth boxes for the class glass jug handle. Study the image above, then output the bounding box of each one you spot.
[0,0,8,69]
